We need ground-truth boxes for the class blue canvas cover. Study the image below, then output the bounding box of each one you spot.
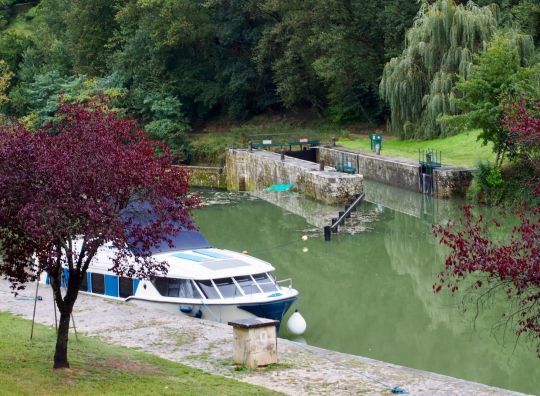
[122,201,211,254]
[149,230,211,253]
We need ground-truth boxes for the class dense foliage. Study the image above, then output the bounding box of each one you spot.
[441,33,536,166]
[0,0,536,153]
[434,102,540,356]
[0,100,197,368]
[381,0,538,138]
[381,0,499,138]
[434,202,540,356]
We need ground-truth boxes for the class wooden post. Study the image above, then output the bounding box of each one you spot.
[324,226,331,241]
[71,314,79,341]
[331,218,338,233]
[53,289,58,333]
[30,277,40,340]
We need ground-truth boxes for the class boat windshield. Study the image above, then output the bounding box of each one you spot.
[196,280,221,299]
[194,273,280,299]
[253,273,279,292]
[213,278,243,298]
[234,275,260,295]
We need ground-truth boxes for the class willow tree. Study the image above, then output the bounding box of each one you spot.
[380,0,498,139]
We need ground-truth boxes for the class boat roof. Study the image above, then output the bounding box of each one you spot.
[90,246,275,280]
[154,248,275,280]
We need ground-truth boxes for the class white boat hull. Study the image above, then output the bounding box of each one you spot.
[127,294,298,324]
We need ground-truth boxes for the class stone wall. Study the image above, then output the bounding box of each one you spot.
[317,146,473,198]
[181,165,227,189]
[318,146,420,191]
[226,149,362,204]
[433,166,474,198]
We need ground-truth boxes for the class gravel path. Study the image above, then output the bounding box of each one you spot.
[0,280,524,395]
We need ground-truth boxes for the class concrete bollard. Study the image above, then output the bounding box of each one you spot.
[332,137,336,147]
[248,141,253,152]
[281,151,285,161]
[228,318,280,369]
[319,160,325,171]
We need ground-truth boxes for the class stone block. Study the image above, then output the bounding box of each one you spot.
[226,149,363,204]
[229,318,279,368]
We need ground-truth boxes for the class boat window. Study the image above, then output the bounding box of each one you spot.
[234,275,261,294]
[213,278,242,298]
[196,280,221,299]
[91,273,105,294]
[167,278,181,297]
[179,280,202,299]
[152,277,168,296]
[119,277,133,298]
[152,277,202,298]
[253,273,278,292]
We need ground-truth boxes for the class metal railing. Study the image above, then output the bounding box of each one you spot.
[324,192,366,241]
[247,132,321,151]
[276,278,293,291]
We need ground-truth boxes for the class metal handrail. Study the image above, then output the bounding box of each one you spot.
[276,278,293,291]
[330,193,365,230]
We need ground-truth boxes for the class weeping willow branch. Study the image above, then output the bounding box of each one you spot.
[380,0,498,139]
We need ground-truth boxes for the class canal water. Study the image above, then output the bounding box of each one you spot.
[193,183,539,394]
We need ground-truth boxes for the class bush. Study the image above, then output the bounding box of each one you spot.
[469,160,537,206]
[469,162,505,205]
[189,134,234,166]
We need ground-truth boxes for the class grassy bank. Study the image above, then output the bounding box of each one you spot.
[190,114,493,167]
[0,312,275,395]
[339,130,494,167]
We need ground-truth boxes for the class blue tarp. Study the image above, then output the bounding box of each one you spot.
[265,183,295,192]
[122,201,211,254]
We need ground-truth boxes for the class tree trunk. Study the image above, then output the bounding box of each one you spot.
[54,309,72,369]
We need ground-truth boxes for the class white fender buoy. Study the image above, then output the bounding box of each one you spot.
[287,310,307,335]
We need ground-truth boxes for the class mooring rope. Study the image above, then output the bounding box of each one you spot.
[15,295,43,301]
[289,339,408,394]
[200,300,221,322]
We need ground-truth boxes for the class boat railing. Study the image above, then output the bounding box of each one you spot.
[276,278,293,290]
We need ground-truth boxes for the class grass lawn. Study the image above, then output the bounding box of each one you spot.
[339,130,495,167]
[0,312,276,396]
[190,115,494,167]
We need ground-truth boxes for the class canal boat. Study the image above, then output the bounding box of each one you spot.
[42,227,299,324]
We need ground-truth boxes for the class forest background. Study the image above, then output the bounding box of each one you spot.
[0,0,538,165]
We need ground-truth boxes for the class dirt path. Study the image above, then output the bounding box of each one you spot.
[0,280,523,395]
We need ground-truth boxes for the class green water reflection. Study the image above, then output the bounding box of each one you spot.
[193,189,539,394]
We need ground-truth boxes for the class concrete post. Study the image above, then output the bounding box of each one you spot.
[228,318,280,369]
[319,160,325,171]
